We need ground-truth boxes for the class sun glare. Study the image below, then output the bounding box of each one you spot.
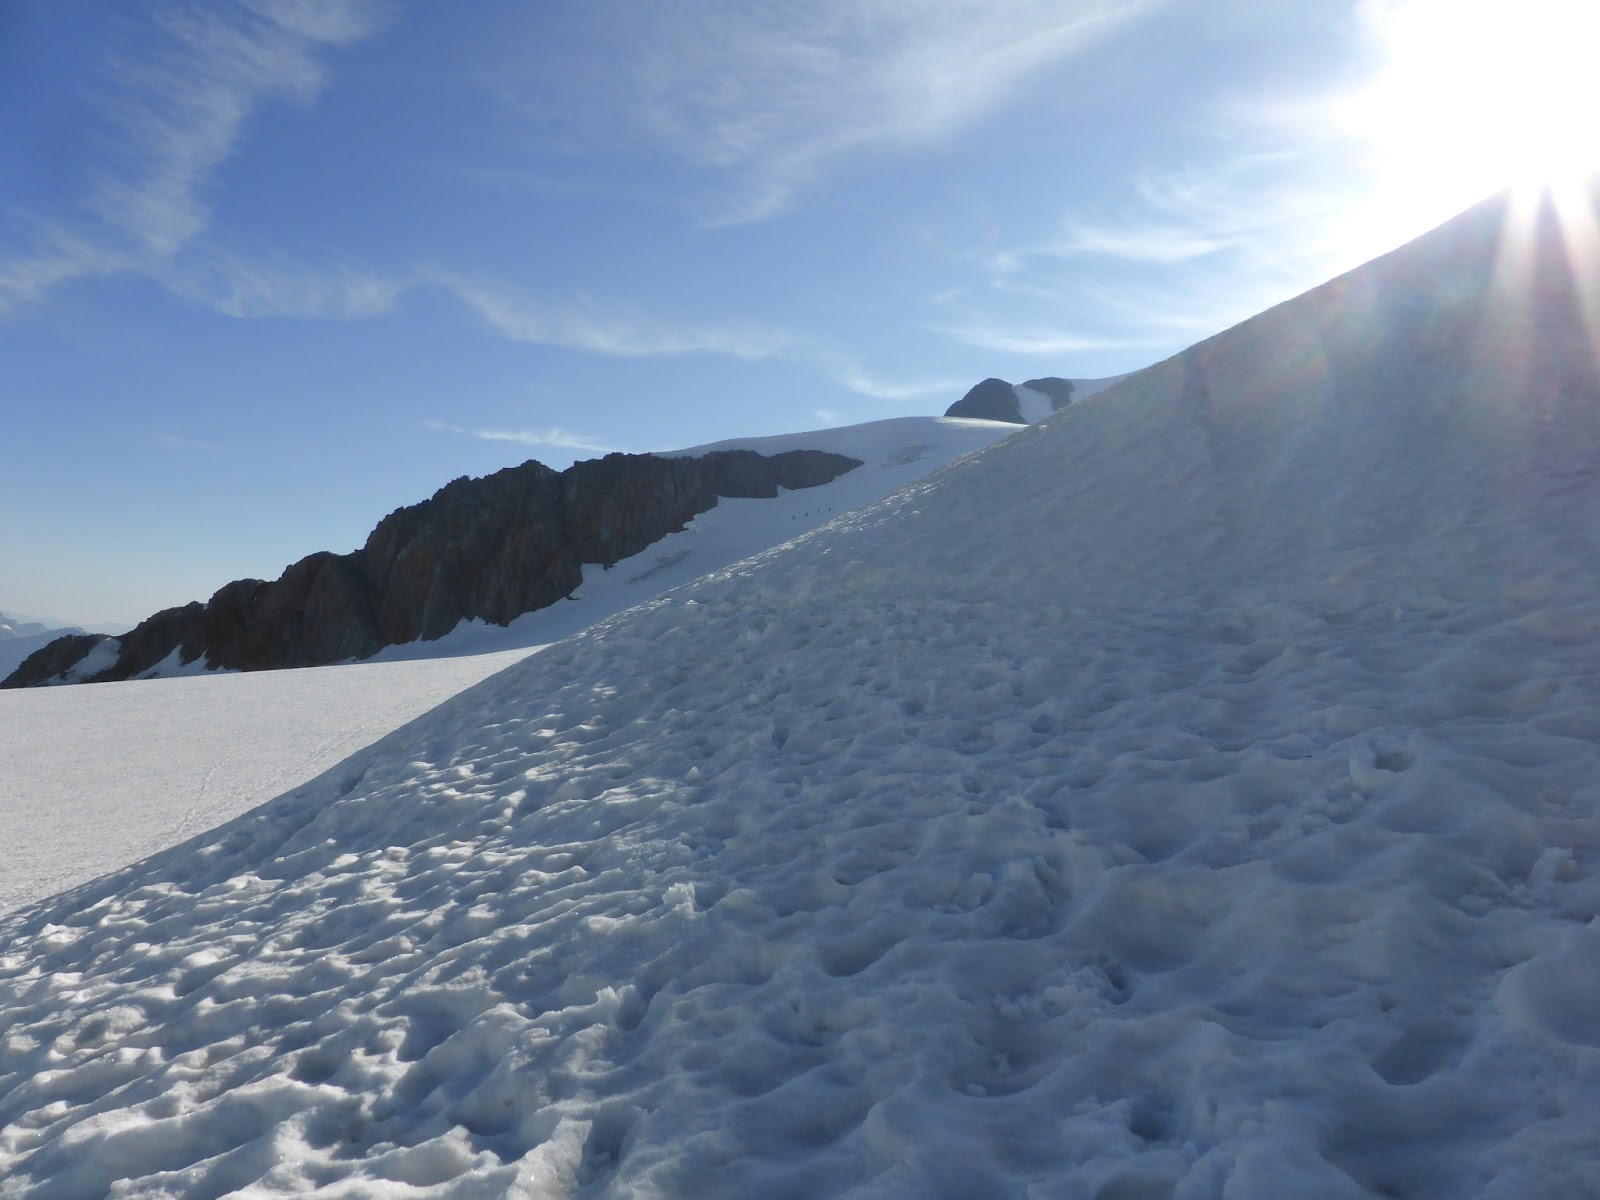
[1341,0,1600,240]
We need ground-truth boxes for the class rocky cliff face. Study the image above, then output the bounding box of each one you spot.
[944,377,1023,423]
[1019,377,1075,411]
[3,448,860,688]
[6,632,113,684]
[943,376,1076,423]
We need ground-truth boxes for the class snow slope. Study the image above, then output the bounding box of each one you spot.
[1012,375,1126,422]
[0,416,1017,913]
[5,187,1600,1196]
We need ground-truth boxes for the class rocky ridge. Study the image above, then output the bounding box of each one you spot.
[4,448,859,687]
[943,376,1077,423]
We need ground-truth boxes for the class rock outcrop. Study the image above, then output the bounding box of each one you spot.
[944,377,1024,423]
[7,632,113,684]
[943,376,1077,424]
[1019,377,1075,411]
[3,448,860,687]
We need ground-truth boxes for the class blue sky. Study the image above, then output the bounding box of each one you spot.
[0,1,1526,626]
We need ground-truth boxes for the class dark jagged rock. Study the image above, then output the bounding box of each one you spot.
[203,554,381,671]
[2,448,861,688]
[944,377,1024,423]
[1020,377,1075,411]
[5,632,113,687]
[102,603,206,681]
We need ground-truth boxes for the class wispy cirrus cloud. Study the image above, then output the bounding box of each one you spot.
[0,230,133,317]
[935,323,1163,356]
[438,276,800,362]
[504,0,1166,225]
[438,274,956,403]
[821,363,962,402]
[993,223,1238,273]
[0,0,384,315]
[985,157,1299,281]
[943,151,1355,360]
[164,249,406,320]
[423,421,617,455]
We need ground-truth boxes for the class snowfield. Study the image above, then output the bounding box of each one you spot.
[0,651,535,915]
[4,188,1600,1196]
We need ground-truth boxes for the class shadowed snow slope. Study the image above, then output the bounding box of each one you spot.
[6,187,1600,1196]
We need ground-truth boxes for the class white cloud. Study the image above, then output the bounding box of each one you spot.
[241,0,382,44]
[0,230,134,317]
[166,250,406,320]
[0,1,384,312]
[512,0,1165,224]
[949,151,1360,359]
[986,156,1305,281]
[996,223,1237,271]
[935,323,1162,356]
[439,277,800,361]
[439,275,945,403]
[825,364,963,401]
[439,274,980,409]
[423,421,617,455]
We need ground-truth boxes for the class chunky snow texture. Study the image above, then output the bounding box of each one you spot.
[5,186,1600,1196]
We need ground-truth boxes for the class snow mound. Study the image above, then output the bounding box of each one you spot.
[4,187,1600,1195]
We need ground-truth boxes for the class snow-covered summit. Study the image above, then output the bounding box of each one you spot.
[4,186,1600,1195]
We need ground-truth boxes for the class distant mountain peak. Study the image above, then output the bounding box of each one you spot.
[0,612,56,641]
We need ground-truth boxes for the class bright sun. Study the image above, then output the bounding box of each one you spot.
[1341,0,1600,236]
